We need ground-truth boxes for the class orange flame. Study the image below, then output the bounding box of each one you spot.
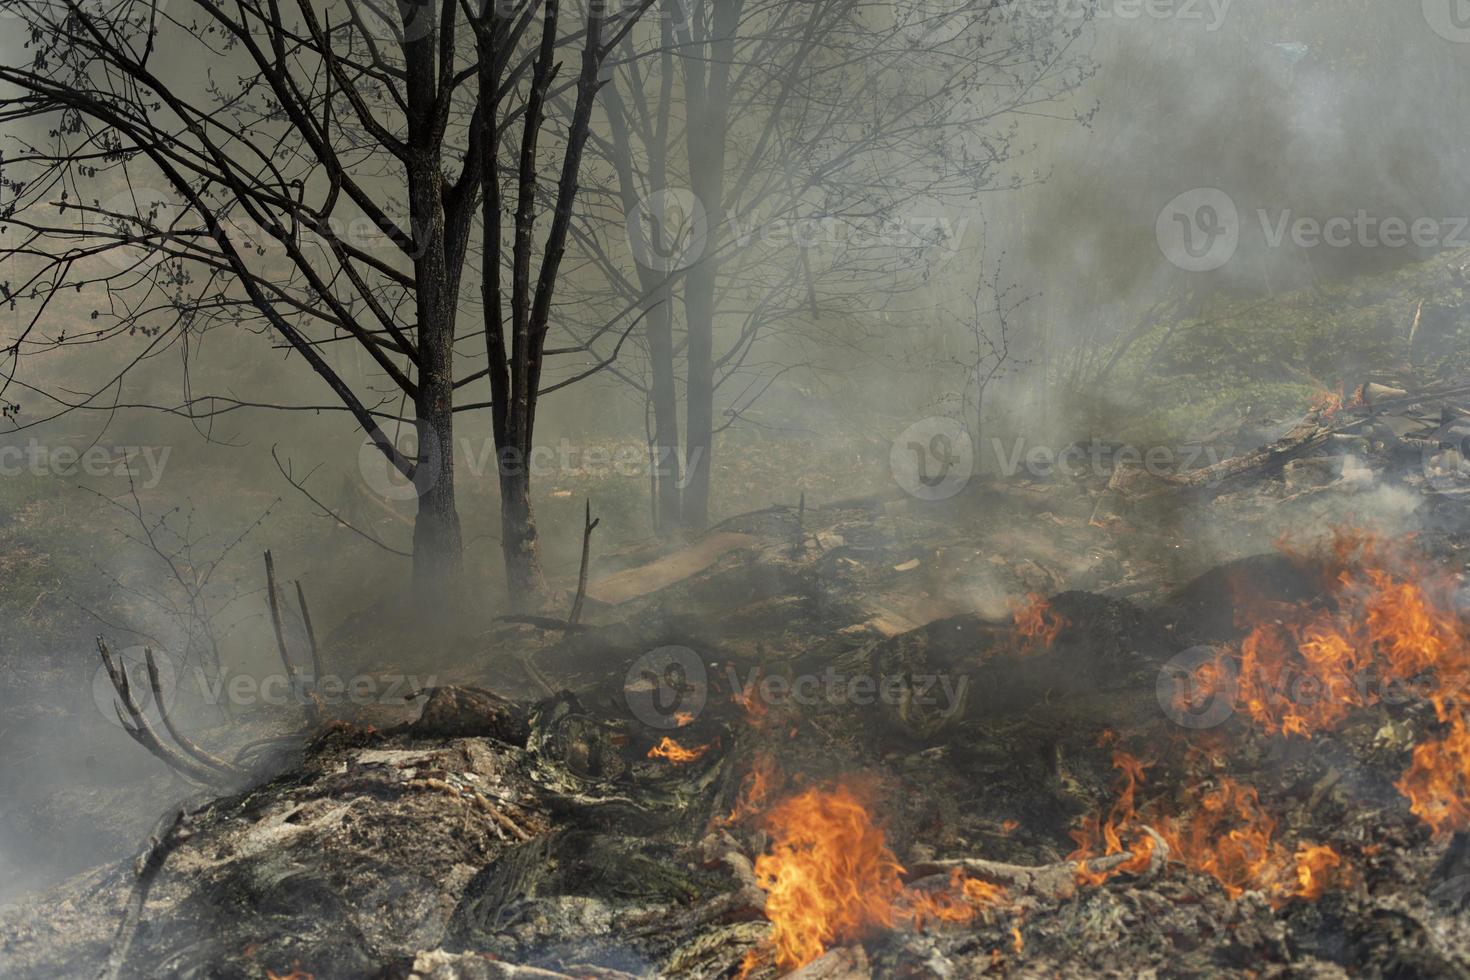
[721,752,778,826]
[647,736,713,764]
[1011,593,1068,652]
[1309,388,1344,416]
[733,668,771,727]
[739,781,1005,975]
[1228,529,1470,833]
[1293,843,1345,900]
[1397,712,1470,835]
[745,784,906,973]
[1070,754,1341,903]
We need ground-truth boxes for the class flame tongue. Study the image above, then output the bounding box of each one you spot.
[749,784,905,971]
[647,736,713,764]
[739,777,1005,975]
[1011,593,1069,652]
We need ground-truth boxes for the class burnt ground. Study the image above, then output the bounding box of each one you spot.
[6,385,1470,979]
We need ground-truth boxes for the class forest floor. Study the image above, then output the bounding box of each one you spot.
[6,374,1470,978]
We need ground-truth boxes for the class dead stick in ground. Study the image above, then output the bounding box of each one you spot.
[143,648,242,780]
[568,499,599,625]
[295,580,323,682]
[263,551,296,684]
[264,551,316,722]
[96,638,220,785]
[295,579,325,723]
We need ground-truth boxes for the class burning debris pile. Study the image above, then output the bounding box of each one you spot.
[8,387,1470,978]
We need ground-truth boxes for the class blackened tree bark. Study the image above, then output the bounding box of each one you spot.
[475,0,645,605]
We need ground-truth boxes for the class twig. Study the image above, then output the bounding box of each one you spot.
[568,499,599,625]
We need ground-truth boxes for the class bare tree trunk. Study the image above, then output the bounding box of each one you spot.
[498,462,543,600]
[405,16,464,596]
[602,72,683,533]
[478,0,609,607]
[677,0,742,530]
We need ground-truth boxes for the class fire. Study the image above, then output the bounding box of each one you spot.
[674,711,696,727]
[739,781,1005,975]
[721,752,778,825]
[1308,388,1343,416]
[1011,593,1068,652]
[1307,383,1363,417]
[744,784,906,972]
[1226,529,1470,833]
[904,867,1006,927]
[1068,751,1158,886]
[732,668,771,727]
[1070,753,1341,903]
[1396,712,1470,835]
[647,736,713,764]
[1294,843,1344,900]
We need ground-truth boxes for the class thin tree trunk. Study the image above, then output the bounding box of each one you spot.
[405,17,464,596]
[677,0,742,530]
[602,75,683,532]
